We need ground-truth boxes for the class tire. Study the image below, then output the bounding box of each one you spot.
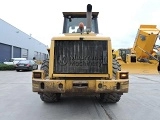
[99,59,121,103]
[29,66,33,71]
[36,65,38,70]
[40,93,61,103]
[112,59,121,79]
[39,59,61,103]
[40,59,49,77]
[34,65,38,70]
[100,93,121,103]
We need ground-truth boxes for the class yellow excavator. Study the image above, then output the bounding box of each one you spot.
[113,25,160,74]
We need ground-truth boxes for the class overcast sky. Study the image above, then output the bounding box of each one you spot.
[0,0,160,49]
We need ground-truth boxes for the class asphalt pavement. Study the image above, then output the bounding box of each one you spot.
[0,71,160,120]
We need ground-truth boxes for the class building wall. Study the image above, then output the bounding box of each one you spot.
[0,19,48,62]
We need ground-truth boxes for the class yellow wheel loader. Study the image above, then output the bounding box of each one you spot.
[113,25,160,74]
[32,4,129,103]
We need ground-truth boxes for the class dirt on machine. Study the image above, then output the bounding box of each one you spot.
[32,4,129,103]
[113,25,160,74]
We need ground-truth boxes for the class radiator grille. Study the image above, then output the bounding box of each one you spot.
[54,40,108,73]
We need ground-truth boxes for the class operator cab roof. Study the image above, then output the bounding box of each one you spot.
[63,12,99,18]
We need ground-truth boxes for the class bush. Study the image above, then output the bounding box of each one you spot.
[0,64,15,71]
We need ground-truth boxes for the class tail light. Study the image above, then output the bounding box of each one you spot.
[26,64,30,67]
[33,72,42,79]
[120,73,129,79]
[116,71,129,79]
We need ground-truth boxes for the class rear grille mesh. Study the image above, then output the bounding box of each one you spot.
[54,40,108,73]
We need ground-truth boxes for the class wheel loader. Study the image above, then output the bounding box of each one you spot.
[113,25,160,74]
[32,4,129,103]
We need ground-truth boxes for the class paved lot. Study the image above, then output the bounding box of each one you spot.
[0,71,160,120]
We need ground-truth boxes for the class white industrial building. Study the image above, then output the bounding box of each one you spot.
[0,18,48,63]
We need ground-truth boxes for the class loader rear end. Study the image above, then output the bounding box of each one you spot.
[32,4,129,103]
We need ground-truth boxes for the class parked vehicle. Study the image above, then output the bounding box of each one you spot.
[15,60,38,71]
[4,58,27,65]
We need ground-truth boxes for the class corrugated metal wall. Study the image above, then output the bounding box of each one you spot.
[34,51,38,60]
[21,48,28,59]
[0,19,48,61]
[33,51,47,61]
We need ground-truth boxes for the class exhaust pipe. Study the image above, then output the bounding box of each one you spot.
[86,4,92,33]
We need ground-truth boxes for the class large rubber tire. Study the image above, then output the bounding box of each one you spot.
[39,59,61,103]
[100,93,121,103]
[112,59,121,79]
[158,62,160,71]
[30,66,33,71]
[36,65,38,70]
[40,93,61,103]
[40,59,49,77]
[100,59,121,103]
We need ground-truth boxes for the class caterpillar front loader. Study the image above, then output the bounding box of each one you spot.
[113,25,160,74]
[32,4,129,103]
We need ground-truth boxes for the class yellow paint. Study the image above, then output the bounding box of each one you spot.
[49,41,55,79]
[32,79,129,93]
[114,25,160,74]
[32,11,129,95]
[53,74,109,78]
[133,25,160,59]
[118,60,159,74]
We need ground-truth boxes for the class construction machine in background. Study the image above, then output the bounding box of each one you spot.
[153,45,160,71]
[32,4,129,103]
[113,25,160,74]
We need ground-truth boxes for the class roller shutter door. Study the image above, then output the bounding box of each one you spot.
[0,43,11,62]
[21,48,28,59]
[13,46,21,58]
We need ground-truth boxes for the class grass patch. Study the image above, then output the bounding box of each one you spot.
[0,63,15,71]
